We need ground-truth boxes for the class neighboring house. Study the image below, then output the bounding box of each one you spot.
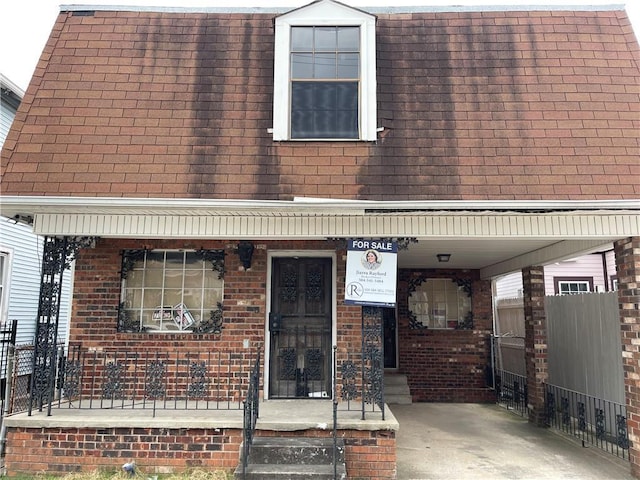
[494,249,617,376]
[496,249,617,299]
[0,74,73,347]
[0,2,639,478]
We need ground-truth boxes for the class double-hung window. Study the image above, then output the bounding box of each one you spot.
[273,0,377,141]
[291,26,360,139]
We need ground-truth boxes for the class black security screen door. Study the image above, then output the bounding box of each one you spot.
[269,257,332,399]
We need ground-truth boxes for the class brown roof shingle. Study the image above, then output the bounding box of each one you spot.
[1,7,638,200]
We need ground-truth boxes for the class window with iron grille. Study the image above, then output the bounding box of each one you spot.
[120,250,223,332]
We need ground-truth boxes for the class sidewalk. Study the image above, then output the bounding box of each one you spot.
[390,403,635,480]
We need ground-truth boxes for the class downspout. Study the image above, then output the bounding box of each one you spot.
[601,251,609,291]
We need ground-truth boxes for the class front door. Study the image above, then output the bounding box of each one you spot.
[269,257,332,399]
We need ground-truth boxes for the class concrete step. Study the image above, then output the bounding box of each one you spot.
[236,463,347,479]
[384,373,412,404]
[245,437,344,465]
[235,437,347,480]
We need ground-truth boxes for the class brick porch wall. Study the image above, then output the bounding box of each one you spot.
[4,427,396,479]
[4,426,243,476]
[397,270,494,402]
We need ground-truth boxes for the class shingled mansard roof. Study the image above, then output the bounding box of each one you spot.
[1,3,639,202]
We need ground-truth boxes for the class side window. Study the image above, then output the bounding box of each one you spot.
[554,277,593,295]
[408,278,472,329]
[272,0,377,141]
[119,250,224,333]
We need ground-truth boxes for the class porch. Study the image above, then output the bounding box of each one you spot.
[3,400,397,478]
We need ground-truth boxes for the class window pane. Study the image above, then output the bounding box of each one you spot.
[145,252,165,269]
[143,289,163,308]
[314,53,336,79]
[145,270,164,288]
[337,53,359,78]
[315,26,336,51]
[164,270,183,288]
[337,27,359,50]
[291,82,358,139]
[291,53,313,79]
[291,27,313,52]
[164,252,184,268]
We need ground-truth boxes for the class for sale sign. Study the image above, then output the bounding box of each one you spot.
[344,239,397,307]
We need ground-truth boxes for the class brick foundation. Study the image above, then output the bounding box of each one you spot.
[4,426,243,476]
[4,426,396,479]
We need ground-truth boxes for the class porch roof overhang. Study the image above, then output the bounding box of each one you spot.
[1,196,638,278]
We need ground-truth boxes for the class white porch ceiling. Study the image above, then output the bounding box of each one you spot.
[1,196,637,278]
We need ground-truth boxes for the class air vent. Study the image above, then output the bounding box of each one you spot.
[72,10,95,17]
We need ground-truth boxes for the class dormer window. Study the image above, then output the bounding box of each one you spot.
[273,0,377,141]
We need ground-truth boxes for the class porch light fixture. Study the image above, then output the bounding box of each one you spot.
[437,253,451,263]
[236,241,254,270]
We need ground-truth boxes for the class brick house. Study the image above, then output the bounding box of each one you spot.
[0,1,639,478]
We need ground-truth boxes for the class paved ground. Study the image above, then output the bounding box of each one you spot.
[390,403,635,480]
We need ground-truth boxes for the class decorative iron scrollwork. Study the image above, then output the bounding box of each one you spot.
[187,361,208,398]
[578,402,587,431]
[145,359,166,399]
[192,303,224,334]
[102,361,125,399]
[62,359,81,400]
[306,267,323,302]
[595,408,606,440]
[280,266,298,303]
[545,391,555,425]
[30,236,95,414]
[616,414,630,449]
[196,248,225,279]
[561,397,570,427]
[340,359,358,402]
[280,347,297,381]
[120,249,146,280]
[305,349,323,381]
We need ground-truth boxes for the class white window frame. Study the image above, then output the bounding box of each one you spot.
[273,0,377,141]
[0,248,12,327]
[557,280,591,295]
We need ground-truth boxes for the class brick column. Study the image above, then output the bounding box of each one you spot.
[522,266,548,427]
[614,237,640,477]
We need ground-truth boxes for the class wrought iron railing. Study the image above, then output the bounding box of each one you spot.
[240,349,261,480]
[495,369,528,417]
[544,383,630,461]
[39,346,257,416]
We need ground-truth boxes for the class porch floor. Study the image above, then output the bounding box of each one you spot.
[4,399,398,432]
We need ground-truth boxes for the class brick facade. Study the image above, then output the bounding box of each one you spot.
[615,237,640,476]
[397,270,494,402]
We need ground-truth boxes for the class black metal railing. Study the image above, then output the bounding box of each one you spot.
[545,383,630,461]
[38,346,259,416]
[240,349,261,480]
[495,369,528,417]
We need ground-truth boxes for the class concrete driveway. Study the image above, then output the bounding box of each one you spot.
[390,403,635,480]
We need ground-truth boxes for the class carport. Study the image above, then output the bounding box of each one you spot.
[392,403,635,480]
